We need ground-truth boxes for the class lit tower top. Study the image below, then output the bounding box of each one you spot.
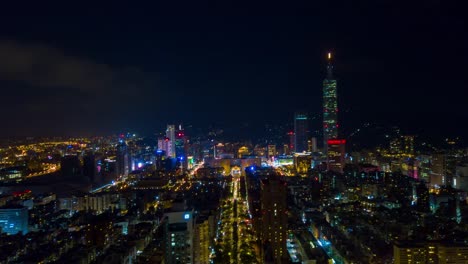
[323,51,338,150]
[326,52,334,79]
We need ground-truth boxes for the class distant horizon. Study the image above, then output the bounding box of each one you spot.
[1,119,465,149]
[1,1,466,146]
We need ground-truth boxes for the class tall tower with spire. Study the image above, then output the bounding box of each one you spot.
[323,52,339,152]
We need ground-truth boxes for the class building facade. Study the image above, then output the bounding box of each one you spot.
[164,211,194,264]
[0,206,28,235]
[327,139,346,173]
[260,176,288,263]
[166,125,176,158]
[323,52,339,152]
[294,112,309,153]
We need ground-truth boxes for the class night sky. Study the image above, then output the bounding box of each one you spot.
[1,1,466,139]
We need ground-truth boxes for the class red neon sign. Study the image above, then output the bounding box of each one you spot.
[327,139,346,145]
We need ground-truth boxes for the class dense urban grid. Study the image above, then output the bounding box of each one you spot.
[1,54,467,264]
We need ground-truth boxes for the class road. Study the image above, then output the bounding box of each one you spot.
[26,165,59,178]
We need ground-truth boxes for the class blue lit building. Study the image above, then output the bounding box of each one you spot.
[0,206,28,235]
[175,125,188,169]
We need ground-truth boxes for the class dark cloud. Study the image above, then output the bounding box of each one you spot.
[0,39,156,98]
[0,40,161,136]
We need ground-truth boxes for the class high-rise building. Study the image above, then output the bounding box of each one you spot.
[260,175,288,263]
[175,125,187,168]
[117,140,130,177]
[327,139,346,173]
[323,52,339,152]
[60,155,81,179]
[164,211,194,264]
[193,215,213,264]
[0,205,28,235]
[267,145,276,158]
[166,125,176,158]
[293,153,312,175]
[416,182,430,213]
[389,135,415,157]
[308,137,318,152]
[287,132,295,154]
[402,135,415,157]
[101,158,118,182]
[83,153,97,183]
[158,137,172,157]
[430,152,448,186]
[294,112,309,153]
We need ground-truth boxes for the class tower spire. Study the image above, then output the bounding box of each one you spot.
[326,52,334,79]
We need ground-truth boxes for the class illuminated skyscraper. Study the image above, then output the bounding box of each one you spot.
[157,137,171,157]
[294,112,309,153]
[166,125,176,158]
[175,125,187,169]
[116,140,130,177]
[323,52,339,151]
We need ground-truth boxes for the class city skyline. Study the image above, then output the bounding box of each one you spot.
[0,1,466,139]
[1,2,468,263]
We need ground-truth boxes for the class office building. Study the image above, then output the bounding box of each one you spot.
[154,149,166,170]
[0,205,29,235]
[101,158,119,182]
[158,137,172,158]
[166,125,176,158]
[60,155,81,179]
[83,153,97,183]
[308,137,318,152]
[394,242,437,264]
[323,52,339,152]
[164,211,194,264]
[327,139,346,173]
[293,153,312,175]
[454,165,468,192]
[389,135,415,157]
[403,135,415,157]
[394,241,468,264]
[175,125,187,169]
[432,152,446,176]
[0,166,26,182]
[438,244,468,263]
[117,140,130,177]
[415,182,430,213]
[294,112,309,153]
[59,194,112,215]
[267,145,276,158]
[260,175,288,263]
[287,132,295,154]
[193,216,211,264]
